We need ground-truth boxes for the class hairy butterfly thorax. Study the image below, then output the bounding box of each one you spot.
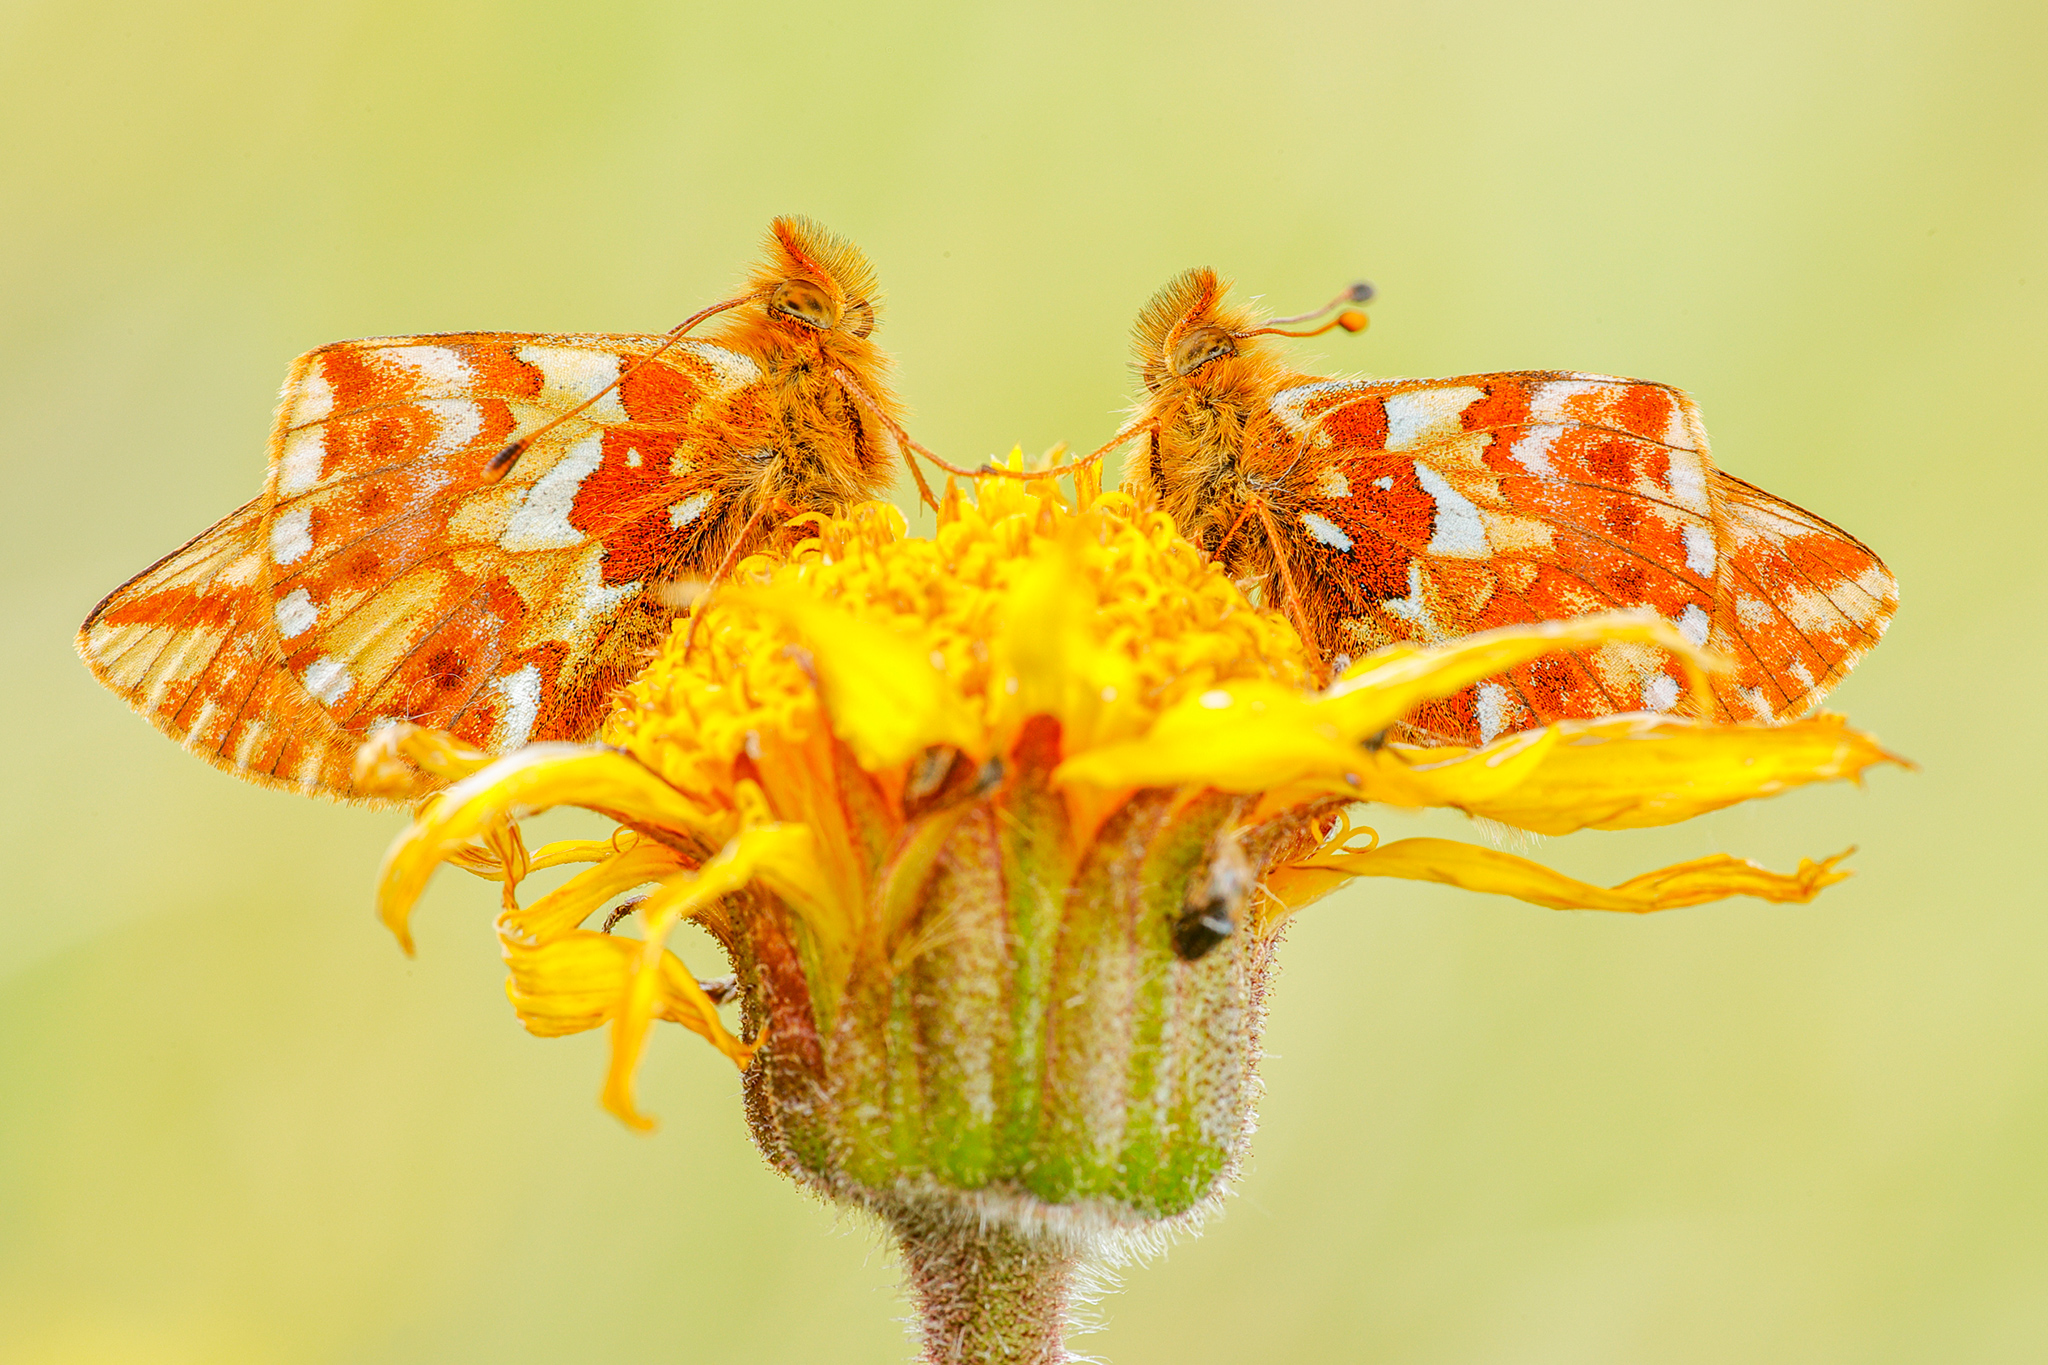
[1114,267,1896,747]
[78,217,907,803]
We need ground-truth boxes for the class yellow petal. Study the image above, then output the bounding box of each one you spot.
[376,746,722,955]
[1055,614,1715,794]
[1323,612,1718,739]
[1054,682,1357,791]
[718,586,982,768]
[1418,712,1905,834]
[1292,835,1852,913]
[497,840,690,946]
[351,721,496,796]
[591,822,827,1129]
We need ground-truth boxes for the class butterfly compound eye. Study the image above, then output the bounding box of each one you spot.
[1168,325,1238,377]
[769,279,840,331]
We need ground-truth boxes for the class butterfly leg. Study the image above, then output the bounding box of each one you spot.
[1248,499,1330,681]
[1209,500,1262,565]
[681,499,777,654]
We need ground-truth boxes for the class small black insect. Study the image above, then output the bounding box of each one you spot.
[1172,894,1236,961]
[1172,834,1253,962]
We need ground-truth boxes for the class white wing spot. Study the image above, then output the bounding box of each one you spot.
[1676,602,1710,647]
[1315,466,1351,498]
[490,664,544,751]
[1300,511,1353,551]
[1381,563,1445,639]
[274,588,317,640]
[501,432,604,552]
[1682,523,1717,578]
[232,722,264,770]
[1641,673,1681,712]
[1413,463,1489,557]
[670,491,715,527]
[1476,682,1510,744]
[1854,566,1896,605]
[516,345,629,422]
[1506,426,1563,476]
[1383,386,1484,451]
[421,398,486,462]
[302,656,354,706]
[1665,451,1709,513]
[270,506,314,565]
[1528,378,1608,424]
[275,427,326,497]
[1372,475,1394,491]
[183,699,220,750]
[1268,378,1357,434]
[286,361,333,427]
[378,345,475,392]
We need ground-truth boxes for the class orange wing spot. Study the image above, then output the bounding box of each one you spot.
[94,585,244,632]
[619,359,706,423]
[1612,383,1676,444]
[1455,379,1533,434]
[1315,394,1388,451]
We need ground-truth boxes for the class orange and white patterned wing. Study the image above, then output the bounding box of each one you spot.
[76,498,370,795]
[1706,471,1895,722]
[254,332,766,795]
[1267,371,1895,744]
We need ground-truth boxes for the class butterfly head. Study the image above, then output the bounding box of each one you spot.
[1132,270,1370,397]
[1132,269,1260,395]
[744,216,883,343]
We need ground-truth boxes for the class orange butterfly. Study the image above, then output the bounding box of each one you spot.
[1114,269,1897,746]
[78,217,906,801]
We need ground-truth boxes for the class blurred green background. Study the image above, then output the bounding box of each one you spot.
[3,0,2042,1360]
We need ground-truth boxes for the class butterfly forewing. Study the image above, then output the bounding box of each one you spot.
[1267,371,1895,744]
[81,217,904,803]
[77,497,373,793]
[257,334,764,777]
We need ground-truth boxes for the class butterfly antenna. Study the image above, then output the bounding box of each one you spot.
[480,291,767,485]
[1244,280,1374,340]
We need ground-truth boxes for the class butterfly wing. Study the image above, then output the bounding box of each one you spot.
[253,332,768,794]
[1266,371,1895,744]
[1706,470,1896,721]
[76,497,374,796]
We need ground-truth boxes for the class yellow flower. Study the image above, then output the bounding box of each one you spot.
[370,462,1899,1359]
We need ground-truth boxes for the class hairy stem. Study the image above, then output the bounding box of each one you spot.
[891,1211,1082,1364]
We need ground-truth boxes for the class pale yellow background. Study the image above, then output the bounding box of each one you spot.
[3,1,2042,1361]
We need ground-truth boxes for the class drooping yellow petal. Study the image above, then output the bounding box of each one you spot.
[1322,612,1719,739]
[497,840,691,946]
[1417,713,1905,834]
[576,821,828,1129]
[377,746,723,954]
[1290,835,1852,913]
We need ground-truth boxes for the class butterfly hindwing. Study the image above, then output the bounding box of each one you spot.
[1706,471,1896,722]
[1268,371,1895,744]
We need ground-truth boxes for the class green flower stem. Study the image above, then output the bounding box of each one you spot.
[890,1209,1080,1364]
